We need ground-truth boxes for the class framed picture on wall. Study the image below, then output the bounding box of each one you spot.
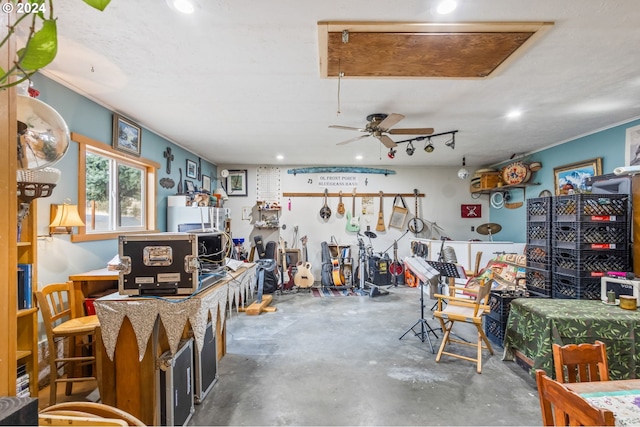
[202,175,211,193]
[226,169,248,196]
[554,158,602,195]
[625,124,640,166]
[186,159,197,179]
[184,179,195,193]
[112,114,141,156]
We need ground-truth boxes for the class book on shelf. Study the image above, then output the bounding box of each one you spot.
[17,264,33,309]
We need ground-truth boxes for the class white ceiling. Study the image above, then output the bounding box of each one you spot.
[42,0,640,168]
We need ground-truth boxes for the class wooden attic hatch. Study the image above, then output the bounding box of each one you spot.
[317,21,553,79]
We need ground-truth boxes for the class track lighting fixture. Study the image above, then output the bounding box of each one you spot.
[406,142,415,156]
[457,156,469,180]
[445,132,456,150]
[388,148,396,159]
[424,138,435,153]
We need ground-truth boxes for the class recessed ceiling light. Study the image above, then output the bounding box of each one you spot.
[276,154,284,160]
[436,0,457,15]
[506,110,522,119]
[167,0,195,14]
[355,155,363,160]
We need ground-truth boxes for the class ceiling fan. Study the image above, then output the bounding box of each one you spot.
[330,113,434,148]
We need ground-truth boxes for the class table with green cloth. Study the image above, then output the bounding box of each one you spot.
[502,298,640,380]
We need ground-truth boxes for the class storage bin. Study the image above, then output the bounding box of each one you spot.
[527,197,553,222]
[484,316,506,348]
[553,248,630,278]
[158,339,195,426]
[527,222,552,247]
[526,245,552,270]
[552,273,601,300]
[487,291,520,322]
[553,222,629,250]
[553,194,628,222]
[526,267,552,297]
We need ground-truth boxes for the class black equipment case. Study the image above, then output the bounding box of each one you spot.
[118,232,225,296]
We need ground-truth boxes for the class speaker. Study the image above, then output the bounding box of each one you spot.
[368,254,391,286]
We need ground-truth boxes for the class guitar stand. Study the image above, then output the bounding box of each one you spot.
[399,279,438,353]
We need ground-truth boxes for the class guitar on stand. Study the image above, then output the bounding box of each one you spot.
[294,236,314,289]
[388,240,404,286]
[279,237,293,290]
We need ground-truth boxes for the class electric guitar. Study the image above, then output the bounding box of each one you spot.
[294,236,314,288]
[279,237,292,288]
[376,191,386,232]
[345,188,360,232]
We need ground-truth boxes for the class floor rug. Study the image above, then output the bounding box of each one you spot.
[311,287,364,297]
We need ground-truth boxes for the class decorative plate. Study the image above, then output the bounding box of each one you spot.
[501,161,531,185]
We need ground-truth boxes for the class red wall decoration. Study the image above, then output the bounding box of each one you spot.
[461,204,481,218]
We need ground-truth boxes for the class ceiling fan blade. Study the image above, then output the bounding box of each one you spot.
[329,125,367,132]
[376,113,405,131]
[376,134,397,148]
[388,127,435,135]
[336,134,370,145]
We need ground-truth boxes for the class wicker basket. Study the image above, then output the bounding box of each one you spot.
[17,167,61,184]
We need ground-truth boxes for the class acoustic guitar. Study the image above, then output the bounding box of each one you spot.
[337,191,345,215]
[294,236,314,288]
[376,191,386,232]
[331,257,344,286]
[345,188,360,232]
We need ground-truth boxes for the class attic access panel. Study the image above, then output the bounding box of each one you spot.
[318,22,553,78]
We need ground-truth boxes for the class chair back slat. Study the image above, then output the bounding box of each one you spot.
[552,341,609,383]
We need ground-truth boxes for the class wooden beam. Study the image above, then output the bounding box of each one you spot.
[282,192,424,198]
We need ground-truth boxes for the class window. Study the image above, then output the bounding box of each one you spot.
[72,133,159,242]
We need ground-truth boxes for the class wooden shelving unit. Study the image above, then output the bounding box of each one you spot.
[470,182,540,195]
[16,201,38,397]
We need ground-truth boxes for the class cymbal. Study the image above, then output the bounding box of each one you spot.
[477,223,502,236]
[364,230,377,239]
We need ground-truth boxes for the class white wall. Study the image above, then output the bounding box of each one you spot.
[218,165,495,280]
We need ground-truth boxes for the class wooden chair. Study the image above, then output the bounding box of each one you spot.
[433,276,494,373]
[536,369,615,426]
[40,402,146,426]
[35,282,101,406]
[552,341,609,384]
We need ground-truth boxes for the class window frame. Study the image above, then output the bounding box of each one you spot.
[72,132,159,243]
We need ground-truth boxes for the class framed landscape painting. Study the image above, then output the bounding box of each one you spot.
[554,158,602,195]
[112,114,141,156]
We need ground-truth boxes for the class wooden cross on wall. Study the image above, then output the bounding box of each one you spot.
[163,147,174,174]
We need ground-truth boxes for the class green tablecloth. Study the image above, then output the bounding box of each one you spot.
[503,299,640,380]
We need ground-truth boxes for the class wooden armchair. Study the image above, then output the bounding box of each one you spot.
[536,369,615,426]
[433,276,494,373]
[35,282,101,406]
[39,402,145,426]
[552,341,609,383]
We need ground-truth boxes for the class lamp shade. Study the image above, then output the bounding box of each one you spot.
[214,185,229,201]
[50,204,85,228]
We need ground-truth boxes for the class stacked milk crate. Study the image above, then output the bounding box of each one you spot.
[525,197,554,297]
[551,194,630,299]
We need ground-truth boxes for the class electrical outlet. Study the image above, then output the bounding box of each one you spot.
[471,226,475,232]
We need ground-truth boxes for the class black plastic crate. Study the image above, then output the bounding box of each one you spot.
[487,291,520,322]
[484,316,506,348]
[527,197,553,222]
[526,244,552,270]
[553,248,630,278]
[553,194,628,222]
[553,221,629,250]
[526,267,552,296]
[552,273,601,300]
[527,222,552,246]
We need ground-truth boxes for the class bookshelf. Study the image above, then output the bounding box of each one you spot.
[16,201,38,397]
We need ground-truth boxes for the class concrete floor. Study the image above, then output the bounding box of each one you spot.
[189,285,542,426]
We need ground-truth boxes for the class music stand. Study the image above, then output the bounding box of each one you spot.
[399,258,440,353]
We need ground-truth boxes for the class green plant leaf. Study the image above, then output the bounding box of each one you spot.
[82,0,111,11]
[17,19,57,71]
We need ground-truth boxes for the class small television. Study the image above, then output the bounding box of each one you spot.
[600,276,640,304]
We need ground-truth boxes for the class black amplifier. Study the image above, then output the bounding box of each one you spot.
[368,254,391,286]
